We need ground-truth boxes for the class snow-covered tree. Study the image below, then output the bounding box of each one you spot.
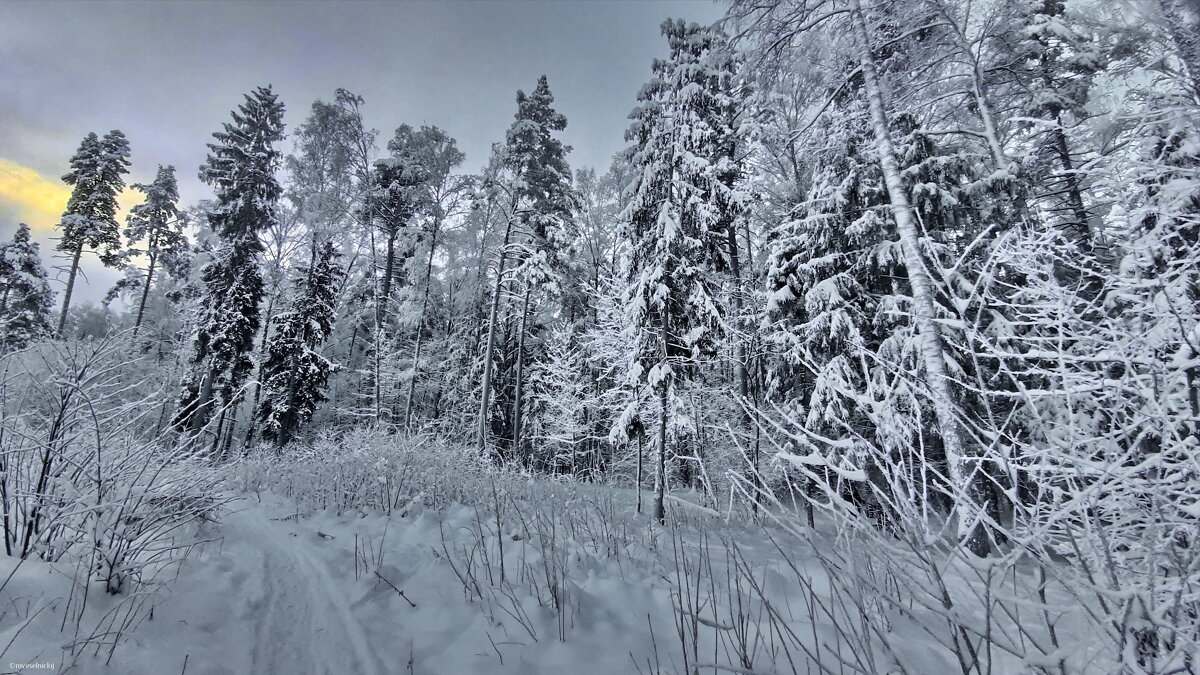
[1092,113,1200,672]
[368,124,439,321]
[991,0,1106,287]
[118,165,189,334]
[731,0,993,553]
[256,241,343,446]
[398,126,468,429]
[529,322,593,475]
[503,75,578,456]
[287,98,359,243]
[55,129,131,335]
[573,165,625,321]
[476,77,578,458]
[176,86,285,440]
[243,93,368,440]
[0,224,54,350]
[620,20,741,522]
[504,75,577,305]
[1157,0,1200,98]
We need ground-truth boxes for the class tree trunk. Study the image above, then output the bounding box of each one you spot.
[133,250,157,336]
[512,282,532,459]
[210,406,228,458]
[1052,123,1093,250]
[220,407,239,460]
[653,319,669,524]
[332,320,360,420]
[726,216,758,508]
[373,326,383,422]
[403,314,426,430]
[471,199,497,355]
[56,241,84,337]
[1040,118,1105,298]
[243,290,277,448]
[850,0,987,556]
[636,436,644,514]
[404,222,440,429]
[476,212,515,456]
[372,231,399,423]
[654,375,668,524]
[190,360,217,435]
[380,231,398,320]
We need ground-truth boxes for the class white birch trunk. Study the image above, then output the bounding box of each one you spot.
[850,0,986,555]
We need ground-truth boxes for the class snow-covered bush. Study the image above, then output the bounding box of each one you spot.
[0,336,222,592]
[235,426,501,512]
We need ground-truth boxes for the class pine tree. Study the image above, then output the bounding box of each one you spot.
[372,125,451,315]
[55,130,131,336]
[175,86,285,438]
[620,20,739,522]
[122,165,189,334]
[0,224,54,350]
[256,241,343,446]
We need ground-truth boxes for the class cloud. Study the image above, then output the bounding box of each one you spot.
[0,158,71,231]
[0,158,141,234]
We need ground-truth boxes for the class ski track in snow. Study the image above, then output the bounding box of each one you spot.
[225,504,382,675]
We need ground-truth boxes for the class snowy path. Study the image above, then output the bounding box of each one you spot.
[16,491,749,674]
[225,504,383,675]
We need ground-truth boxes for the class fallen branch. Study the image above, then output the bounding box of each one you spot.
[374,570,417,608]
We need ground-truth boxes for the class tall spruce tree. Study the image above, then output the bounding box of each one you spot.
[55,130,131,336]
[504,75,577,292]
[256,241,342,446]
[503,75,578,456]
[619,20,739,522]
[175,86,285,438]
[476,76,577,457]
[993,0,1104,287]
[0,224,54,350]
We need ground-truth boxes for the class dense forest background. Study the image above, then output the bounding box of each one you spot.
[2,0,1199,672]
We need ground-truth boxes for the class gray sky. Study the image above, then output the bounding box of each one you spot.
[0,0,724,303]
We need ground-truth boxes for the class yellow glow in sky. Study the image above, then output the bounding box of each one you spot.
[0,158,71,231]
[0,158,140,233]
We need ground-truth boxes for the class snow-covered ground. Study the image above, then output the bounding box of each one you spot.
[0,433,1121,675]
[2,488,796,675]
